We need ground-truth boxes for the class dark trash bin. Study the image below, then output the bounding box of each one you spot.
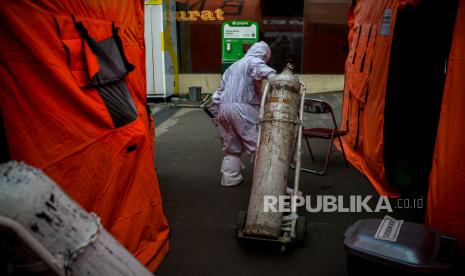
[189,86,202,102]
[344,218,458,275]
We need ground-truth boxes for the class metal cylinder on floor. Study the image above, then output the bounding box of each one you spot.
[244,68,301,238]
[0,161,152,276]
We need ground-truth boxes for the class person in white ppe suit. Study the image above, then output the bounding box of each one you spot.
[210,41,276,186]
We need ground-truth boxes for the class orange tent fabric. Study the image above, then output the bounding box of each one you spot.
[343,0,465,250]
[426,0,465,251]
[341,0,404,197]
[0,0,169,271]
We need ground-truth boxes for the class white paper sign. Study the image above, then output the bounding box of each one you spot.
[374,215,404,242]
[380,8,392,36]
[224,24,257,39]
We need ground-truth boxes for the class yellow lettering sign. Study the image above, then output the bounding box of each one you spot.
[214,9,224,21]
[188,10,200,21]
[176,9,225,21]
[176,11,188,21]
[201,10,215,21]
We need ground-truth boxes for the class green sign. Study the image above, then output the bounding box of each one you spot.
[221,20,259,73]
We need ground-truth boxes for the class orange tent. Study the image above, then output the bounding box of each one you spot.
[342,0,420,197]
[0,0,169,271]
[342,0,465,251]
[426,0,465,253]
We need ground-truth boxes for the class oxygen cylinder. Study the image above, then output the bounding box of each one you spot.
[0,161,152,276]
[244,67,301,238]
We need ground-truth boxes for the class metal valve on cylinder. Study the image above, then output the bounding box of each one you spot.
[244,66,301,238]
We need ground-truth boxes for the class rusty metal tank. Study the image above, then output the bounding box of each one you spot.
[0,161,152,275]
[244,67,301,238]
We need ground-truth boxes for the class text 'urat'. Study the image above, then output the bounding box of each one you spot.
[176,9,224,21]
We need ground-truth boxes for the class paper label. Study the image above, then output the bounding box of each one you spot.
[224,24,257,39]
[374,215,403,242]
[380,8,392,36]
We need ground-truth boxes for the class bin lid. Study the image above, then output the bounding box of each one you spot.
[343,218,457,273]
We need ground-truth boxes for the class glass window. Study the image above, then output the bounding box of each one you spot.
[174,0,350,74]
[176,0,262,73]
[302,0,351,74]
[262,1,304,73]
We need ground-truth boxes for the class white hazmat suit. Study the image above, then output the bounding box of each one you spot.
[211,41,276,186]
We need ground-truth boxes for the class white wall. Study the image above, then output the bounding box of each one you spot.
[178,74,344,95]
